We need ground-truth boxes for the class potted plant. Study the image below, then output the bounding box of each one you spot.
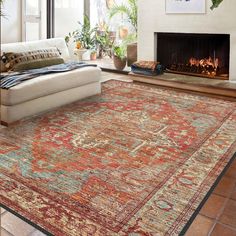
[109,0,137,34]
[109,0,138,66]
[65,15,97,60]
[119,26,129,39]
[96,26,116,59]
[90,49,97,60]
[113,44,127,71]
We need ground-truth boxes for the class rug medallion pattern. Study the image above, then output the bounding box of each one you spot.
[1,81,236,235]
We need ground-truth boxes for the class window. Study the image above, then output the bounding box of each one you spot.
[90,0,133,40]
[54,0,84,38]
[22,0,47,41]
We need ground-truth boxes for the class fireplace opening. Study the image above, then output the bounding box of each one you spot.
[156,33,230,80]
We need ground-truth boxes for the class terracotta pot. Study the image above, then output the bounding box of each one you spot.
[106,0,115,9]
[109,31,116,43]
[113,56,127,71]
[90,52,97,60]
[127,42,137,66]
[119,27,129,39]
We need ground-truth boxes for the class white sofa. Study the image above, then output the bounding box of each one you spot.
[1,38,101,126]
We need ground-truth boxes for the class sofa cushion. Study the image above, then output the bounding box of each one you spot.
[1,48,64,72]
[1,38,70,62]
[1,66,101,106]
[13,58,65,71]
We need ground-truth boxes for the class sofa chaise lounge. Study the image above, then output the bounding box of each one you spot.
[1,38,101,126]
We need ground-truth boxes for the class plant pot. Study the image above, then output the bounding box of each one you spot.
[68,41,77,59]
[113,56,127,71]
[82,49,91,60]
[109,31,116,43]
[127,42,137,66]
[106,0,115,9]
[74,48,87,61]
[119,27,129,39]
[90,52,97,60]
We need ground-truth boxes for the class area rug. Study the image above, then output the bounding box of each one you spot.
[1,80,236,236]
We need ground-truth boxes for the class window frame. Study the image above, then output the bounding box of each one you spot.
[22,0,90,40]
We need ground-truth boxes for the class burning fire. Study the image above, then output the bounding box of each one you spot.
[189,56,219,76]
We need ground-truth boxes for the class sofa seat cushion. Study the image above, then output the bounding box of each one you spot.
[1,66,101,106]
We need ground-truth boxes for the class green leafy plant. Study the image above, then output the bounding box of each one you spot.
[113,44,127,60]
[211,0,224,10]
[112,42,127,70]
[122,33,137,45]
[96,26,115,58]
[65,15,97,50]
[109,0,137,33]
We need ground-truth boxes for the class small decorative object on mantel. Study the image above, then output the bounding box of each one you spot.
[131,61,164,76]
[166,0,206,14]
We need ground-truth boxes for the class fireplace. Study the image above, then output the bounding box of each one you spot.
[156,33,230,80]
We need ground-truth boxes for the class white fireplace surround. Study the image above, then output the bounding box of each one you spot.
[138,0,236,81]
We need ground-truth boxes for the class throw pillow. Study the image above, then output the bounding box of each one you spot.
[0,48,64,72]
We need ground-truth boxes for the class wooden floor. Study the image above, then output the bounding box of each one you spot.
[1,72,236,236]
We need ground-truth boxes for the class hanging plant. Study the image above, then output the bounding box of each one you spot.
[210,0,224,10]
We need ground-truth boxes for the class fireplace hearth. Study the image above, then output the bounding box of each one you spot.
[156,33,230,80]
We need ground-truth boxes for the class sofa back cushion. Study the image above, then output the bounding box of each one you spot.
[1,38,70,61]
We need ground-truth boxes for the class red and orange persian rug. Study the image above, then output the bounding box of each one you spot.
[1,80,236,236]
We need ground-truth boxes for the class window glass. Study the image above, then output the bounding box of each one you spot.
[90,0,134,41]
[25,22,40,41]
[54,0,84,38]
[23,0,46,41]
[25,0,40,15]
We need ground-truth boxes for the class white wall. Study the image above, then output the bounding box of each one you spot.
[1,0,22,43]
[138,0,236,81]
